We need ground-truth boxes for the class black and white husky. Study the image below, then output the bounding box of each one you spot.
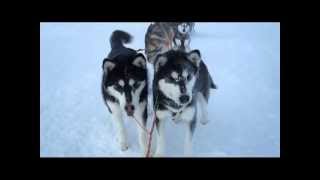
[153,49,217,156]
[101,30,148,154]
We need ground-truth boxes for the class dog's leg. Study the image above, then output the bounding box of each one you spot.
[107,101,129,151]
[198,93,208,125]
[184,119,196,156]
[137,120,147,155]
[180,106,197,156]
[112,112,128,151]
[154,117,166,157]
[135,111,148,155]
[153,109,171,157]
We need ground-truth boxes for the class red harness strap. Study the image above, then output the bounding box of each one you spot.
[132,95,159,157]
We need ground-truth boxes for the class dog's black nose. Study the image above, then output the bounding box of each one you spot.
[179,95,190,104]
[125,104,135,116]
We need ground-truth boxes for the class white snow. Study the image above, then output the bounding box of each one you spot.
[40,22,280,157]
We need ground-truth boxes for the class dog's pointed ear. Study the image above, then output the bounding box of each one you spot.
[132,54,146,69]
[187,49,201,67]
[102,58,115,72]
[154,54,168,72]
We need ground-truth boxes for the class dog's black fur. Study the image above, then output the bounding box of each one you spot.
[101,30,148,124]
[153,50,216,112]
[152,49,217,156]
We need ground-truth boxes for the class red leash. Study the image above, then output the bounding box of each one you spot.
[146,114,156,157]
[132,111,157,157]
[132,95,159,157]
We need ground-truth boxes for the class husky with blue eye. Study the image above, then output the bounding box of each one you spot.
[101,30,148,154]
[152,49,217,156]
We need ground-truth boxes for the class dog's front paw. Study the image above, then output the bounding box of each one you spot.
[200,120,209,125]
[141,145,148,156]
[153,150,165,157]
[153,153,163,157]
[120,141,129,151]
[200,114,209,125]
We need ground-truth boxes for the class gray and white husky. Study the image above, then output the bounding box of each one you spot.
[152,49,217,156]
[144,22,194,64]
[101,30,148,154]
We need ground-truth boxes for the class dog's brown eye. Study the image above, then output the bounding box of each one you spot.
[187,75,191,81]
[169,77,175,82]
[115,84,122,91]
[133,82,140,89]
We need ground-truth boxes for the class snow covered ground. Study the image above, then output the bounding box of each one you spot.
[40,22,280,157]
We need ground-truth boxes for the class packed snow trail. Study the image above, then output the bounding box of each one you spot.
[40,23,280,157]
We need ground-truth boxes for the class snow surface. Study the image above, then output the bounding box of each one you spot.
[40,22,280,157]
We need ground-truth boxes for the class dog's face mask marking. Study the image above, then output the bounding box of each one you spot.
[159,69,196,105]
[108,78,145,116]
[155,50,201,106]
[103,54,147,116]
[178,23,190,34]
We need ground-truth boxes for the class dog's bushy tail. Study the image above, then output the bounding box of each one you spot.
[110,30,132,49]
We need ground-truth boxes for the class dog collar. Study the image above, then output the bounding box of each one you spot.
[158,93,183,110]
[165,99,183,109]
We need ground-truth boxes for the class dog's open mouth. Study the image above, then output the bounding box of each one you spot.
[126,111,134,117]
